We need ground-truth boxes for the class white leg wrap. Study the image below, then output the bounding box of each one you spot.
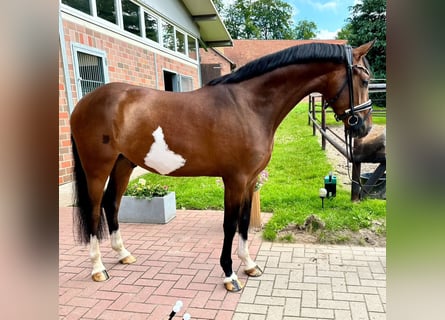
[90,235,106,275]
[238,237,256,270]
[111,230,131,260]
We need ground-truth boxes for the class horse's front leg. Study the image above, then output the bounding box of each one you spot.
[221,211,242,292]
[238,198,263,278]
[221,181,263,292]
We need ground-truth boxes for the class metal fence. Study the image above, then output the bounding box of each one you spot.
[307,80,386,200]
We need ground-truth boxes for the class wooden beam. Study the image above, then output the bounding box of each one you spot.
[192,14,217,22]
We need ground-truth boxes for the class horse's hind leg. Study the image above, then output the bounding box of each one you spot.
[102,155,137,265]
[87,175,113,282]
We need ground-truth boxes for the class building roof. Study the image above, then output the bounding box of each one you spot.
[221,39,348,68]
[180,0,232,47]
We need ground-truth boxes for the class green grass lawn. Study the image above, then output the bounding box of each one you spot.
[130,103,386,241]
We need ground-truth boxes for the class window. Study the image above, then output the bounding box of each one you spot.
[144,12,158,42]
[96,0,117,24]
[77,53,105,96]
[62,0,90,14]
[72,44,109,99]
[163,70,177,92]
[161,20,175,51]
[187,35,197,60]
[122,0,141,36]
[163,70,193,92]
[180,75,193,92]
[176,30,186,54]
[62,0,198,59]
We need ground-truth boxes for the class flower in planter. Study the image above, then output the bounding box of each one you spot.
[216,170,269,191]
[255,169,269,191]
[124,178,169,200]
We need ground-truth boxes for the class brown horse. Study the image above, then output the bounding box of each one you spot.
[70,41,374,292]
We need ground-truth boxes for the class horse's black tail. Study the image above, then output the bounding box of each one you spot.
[71,136,107,244]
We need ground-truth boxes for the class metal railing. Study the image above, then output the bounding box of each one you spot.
[307,81,386,200]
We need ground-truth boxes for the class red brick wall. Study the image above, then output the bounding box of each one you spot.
[59,17,200,185]
[199,48,233,76]
[59,49,73,184]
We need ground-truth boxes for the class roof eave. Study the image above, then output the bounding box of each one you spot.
[180,0,233,47]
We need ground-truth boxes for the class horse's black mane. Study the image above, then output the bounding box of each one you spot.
[207,43,346,86]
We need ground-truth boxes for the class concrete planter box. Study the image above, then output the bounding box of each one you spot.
[119,192,176,224]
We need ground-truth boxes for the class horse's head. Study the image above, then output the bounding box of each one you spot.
[326,40,375,138]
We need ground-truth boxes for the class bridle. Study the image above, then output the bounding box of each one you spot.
[323,44,377,199]
[325,45,373,162]
[325,45,373,131]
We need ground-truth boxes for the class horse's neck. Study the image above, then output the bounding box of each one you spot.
[240,63,335,131]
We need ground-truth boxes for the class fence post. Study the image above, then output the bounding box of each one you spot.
[321,98,326,150]
[351,162,361,201]
[311,95,317,136]
[308,94,312,126]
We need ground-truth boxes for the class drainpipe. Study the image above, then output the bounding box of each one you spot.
[154,52,159,90]
[59,12,74,114]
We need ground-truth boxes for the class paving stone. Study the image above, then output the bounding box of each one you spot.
[59,203,386,320]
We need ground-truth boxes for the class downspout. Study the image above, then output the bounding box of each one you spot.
[59,12,74,114]
[154,52,159,89]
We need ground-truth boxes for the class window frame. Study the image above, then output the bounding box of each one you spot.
[162,68,194,92]
[95,0,118,25]
[143,10,159,43]
[61,0,200,61]
[71,43,109,100]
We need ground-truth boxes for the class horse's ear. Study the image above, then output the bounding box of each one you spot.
[353,39,376,59]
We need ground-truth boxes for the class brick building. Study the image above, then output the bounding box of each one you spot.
[199,39,348,84]
[59,0,232,184]
[199,47,235,84]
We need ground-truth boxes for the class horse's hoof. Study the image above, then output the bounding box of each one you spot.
[245,265,263,277]
[119,255,136,264]
[224,279,243,292]
[92,270,109,282]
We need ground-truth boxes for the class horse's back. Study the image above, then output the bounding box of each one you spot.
[72,82,145,115]
[71,83,154,133]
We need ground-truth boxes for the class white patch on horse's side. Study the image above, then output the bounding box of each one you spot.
[144,126,186,175]
[238,237,257,270]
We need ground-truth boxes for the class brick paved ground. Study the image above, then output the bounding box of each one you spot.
[233,242,386,320]
[60,205,385,320]
[60,207,264,319]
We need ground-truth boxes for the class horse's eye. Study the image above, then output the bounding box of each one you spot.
[362,80,369,88]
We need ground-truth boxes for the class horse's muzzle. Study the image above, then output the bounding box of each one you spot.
[349,121,371,138]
